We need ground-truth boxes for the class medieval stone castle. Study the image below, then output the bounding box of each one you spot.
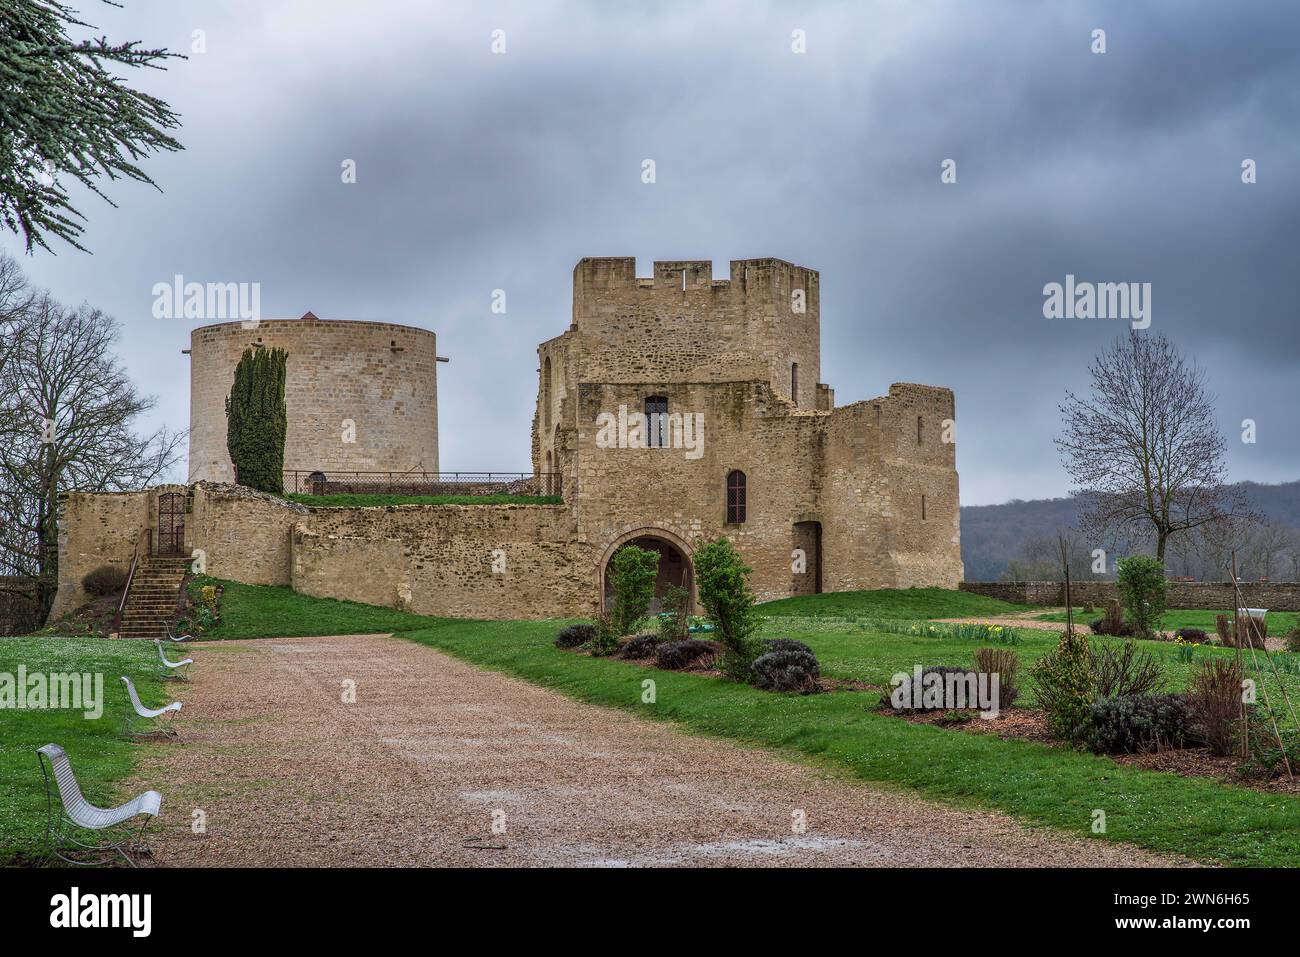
[53,257,962,624]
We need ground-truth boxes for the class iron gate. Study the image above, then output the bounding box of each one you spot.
[157,492,186,555]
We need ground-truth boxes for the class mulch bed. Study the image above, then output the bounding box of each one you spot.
[877,702,1300,794]
[561,642,870,693]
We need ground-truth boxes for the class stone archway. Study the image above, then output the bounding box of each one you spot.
[599,528,695,616]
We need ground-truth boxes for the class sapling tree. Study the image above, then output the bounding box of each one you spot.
[1115,555,1167,639]
[607,544,659,637]
[693,536,763,681]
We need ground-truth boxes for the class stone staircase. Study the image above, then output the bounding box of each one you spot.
[118,556,190,639]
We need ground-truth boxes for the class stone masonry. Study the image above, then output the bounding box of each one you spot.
[55,257,963,622]
[187,315,439,483]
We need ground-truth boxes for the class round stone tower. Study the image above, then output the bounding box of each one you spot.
[186,313,439,483]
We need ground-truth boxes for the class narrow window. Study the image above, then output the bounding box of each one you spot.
[921,494,927,521]
[917,415,923,445]
[645,395,668,448]
[726,470,747,524]
[791,362,799,405]
[543,357,552,431]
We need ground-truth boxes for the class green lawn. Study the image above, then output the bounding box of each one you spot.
[179,579,1300,865]
[758,587,1030,620]
[191,577,430,641]
[285,493,562,507]
[0,637,172,863]
[1034,607,1300,635]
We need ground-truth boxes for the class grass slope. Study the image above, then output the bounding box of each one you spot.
[286,493,562,507]
[758,587,1030,620]
[0,637,170,863]
[193,578,429,641]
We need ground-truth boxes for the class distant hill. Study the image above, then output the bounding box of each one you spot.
[960,479,1300,581]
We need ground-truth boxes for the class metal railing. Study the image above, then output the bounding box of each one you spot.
[113,526,151,635]
[283,470,562,498]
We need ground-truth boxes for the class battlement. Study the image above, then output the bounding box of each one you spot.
[572,257,819,298]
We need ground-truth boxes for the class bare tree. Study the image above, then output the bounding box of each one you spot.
[0,256,184,622]
[1056,331,1252,563]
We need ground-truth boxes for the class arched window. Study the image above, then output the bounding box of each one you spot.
[726,470,747,524]
[645,395,668,448]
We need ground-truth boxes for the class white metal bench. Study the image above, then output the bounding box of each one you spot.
[154,639,193,680]
[121,676,183,739]
[36,743,162,866]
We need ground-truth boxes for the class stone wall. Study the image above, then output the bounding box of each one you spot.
[960,580,1300,612]
[51,489,151,618]
[54,483,590,622]
[569,378,962,604]
[293,504,591,619]
[188,316,439,483]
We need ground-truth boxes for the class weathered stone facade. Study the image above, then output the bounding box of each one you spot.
[538,257,963,606]
[55,257,962,622]
[187,315,439,483]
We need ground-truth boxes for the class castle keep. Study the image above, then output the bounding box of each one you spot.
[539,258,963,606]
[187,314,440,482]
[52,258,962,623]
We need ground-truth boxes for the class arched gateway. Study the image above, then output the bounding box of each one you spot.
[599,529,694,616]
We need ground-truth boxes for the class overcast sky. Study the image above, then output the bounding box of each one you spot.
[7,0,1298,505]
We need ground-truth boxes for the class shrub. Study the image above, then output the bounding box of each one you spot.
[607,544,660,637]
[81,565,129,598]
[887,665,984,713]
[619,633,659,660]
[693,537,763,681]
[751,648,820,693]
[655,639,718,671]
[588,612,621,657]
[1286,627,1300,654]
[1116,555,1167,638]
[555,623,596,649]
[656,584,691,644]
[1174,627,1209,644]
[1232,614,1267,650]
[1089,639,1165,700]
[973,646,1020,710]
[1244,710,1300,778]
[197,584,219,609]
[1215,614,1232,646]
[1081,694,1194,754]
[1031,629,1095,740]
[762,637,815,656]
[1187,658,1244,757]
[1091,599,1134,637]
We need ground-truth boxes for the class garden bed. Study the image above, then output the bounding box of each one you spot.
[877,699,1300,795]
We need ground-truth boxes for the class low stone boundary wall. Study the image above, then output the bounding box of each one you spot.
[960,580,1300,612]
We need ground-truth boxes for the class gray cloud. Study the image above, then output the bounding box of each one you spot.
[8,0,1298,503]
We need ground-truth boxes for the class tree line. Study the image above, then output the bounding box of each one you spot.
[0,252,183,625]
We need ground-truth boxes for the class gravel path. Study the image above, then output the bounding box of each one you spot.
[129,633,1190,867]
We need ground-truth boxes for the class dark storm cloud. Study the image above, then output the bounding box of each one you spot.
[8,0,1298,503]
